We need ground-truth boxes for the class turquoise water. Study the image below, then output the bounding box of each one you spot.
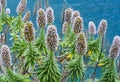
[7,0,120,43]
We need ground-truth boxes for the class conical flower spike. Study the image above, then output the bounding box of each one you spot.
[73,16,83,34]
[64,8,73,24]
[76,32,87,55]
[46,25,59,51]
[46,7,54,25]
[23,11,30,22]
[1,45,11,67]
[88,21,96,35]
[109,36,120,59]
[97,19,107,36]
[37,8,46,28]
[16,0,27,15]
[24,21,35,42]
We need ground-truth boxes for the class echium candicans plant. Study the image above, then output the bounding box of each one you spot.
[100,36,120,82]
[12,21,39,73]
[37,25,61,82]
[8,0,27,39]
[65,32,87,82]
[0,45,30,82]
[87,19,107,66]
[60,8,83,58]
[35,8,47,55]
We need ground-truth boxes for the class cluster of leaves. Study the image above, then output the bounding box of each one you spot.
[100,58,120,82]
[37,53,61,82]
[0,69,30,82]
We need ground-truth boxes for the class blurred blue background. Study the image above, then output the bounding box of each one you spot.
[6,0,120,80]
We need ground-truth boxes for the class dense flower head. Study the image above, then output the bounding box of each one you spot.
[16,0,27,14]
[97,19,107,36]
[0,33,5,46]
[5,8,10,15]
[46,7,54,25]
[0,3,2,13]
[64,8,73,24]
[73,16,83,33]
[46,25,59,51]
[23,11,30,22]
[71,10,80,24]
[75,32,87,55]
[24,21,35,42]
[109,36,120,59]
[88,21,96,35]
[37,8,46,28]
[1,45,11,67]
[0,0,6,8]
[62,22,68,34]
